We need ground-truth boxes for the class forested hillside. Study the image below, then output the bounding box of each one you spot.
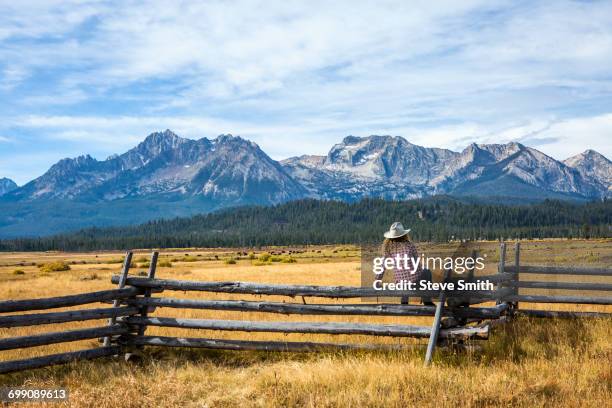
[1,197,610,251]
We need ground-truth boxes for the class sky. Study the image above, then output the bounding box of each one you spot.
[1,0,612,185]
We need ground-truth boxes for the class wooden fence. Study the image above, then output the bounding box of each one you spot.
[1,243,610,374]
[0,254,138,374]
[500,242,612,317]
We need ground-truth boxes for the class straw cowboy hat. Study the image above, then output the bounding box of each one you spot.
[384,222,411,239]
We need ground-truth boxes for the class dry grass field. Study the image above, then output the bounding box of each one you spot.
[0,240,611,407]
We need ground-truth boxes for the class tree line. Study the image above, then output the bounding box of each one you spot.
[1,197,610,251]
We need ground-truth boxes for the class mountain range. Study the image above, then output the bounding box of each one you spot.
[0,130,610,237]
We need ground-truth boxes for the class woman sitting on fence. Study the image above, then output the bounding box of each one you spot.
[378,222,434,306]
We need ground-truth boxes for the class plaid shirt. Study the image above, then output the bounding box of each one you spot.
[381,240,422,283]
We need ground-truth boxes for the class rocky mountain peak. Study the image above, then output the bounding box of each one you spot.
[215,133,238,141]
[475,141,524,161]
[135,129,186,155]
[323,135,456,182]
[564,149,610,167]
[0,178,17,196]
[326,135,405,167]
[48,155,97,174]
[117,129,191,170]
[582,149,599,157]
[213,134,260,151]
[564,149,612,192]
[280,155,326,167]
[340,135,357,144]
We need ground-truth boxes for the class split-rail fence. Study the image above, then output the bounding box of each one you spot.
[1,243,610,374]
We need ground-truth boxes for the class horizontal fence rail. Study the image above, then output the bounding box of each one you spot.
[0,288,140,313]
[477,273,514,283]
[506,294,612,305]
[504,265,611,276]
[0,347,121,375]
[517,309,612,319]
[0,306,139,328]
[121,316,490,340]
[505,281,612,291]
[126,297,506,319]
[0,325,128,351]
[127,335,419,352]
[111,276,507,300]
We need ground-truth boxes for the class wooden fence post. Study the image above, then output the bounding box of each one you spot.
[136,252,158,341]
[103,251,133,348]
[124,251,158,360]
[424,269,452,366]
[497,242,506,306]
[510,242,520,316]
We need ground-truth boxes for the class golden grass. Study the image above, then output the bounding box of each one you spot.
[0,240,610,407]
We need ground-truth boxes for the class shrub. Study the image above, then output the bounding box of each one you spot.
[248,252,256,260]
[38,261,71,273]
[270,255,283,262]
[281,256,297,263]
[13,269,25,275]
[137,270,148,276]
[252,260,271,266]
[183,255,199,262]
[158,260,173,268]
[258,252,271,262]
[224,257,237,265]
[139,262,150,268]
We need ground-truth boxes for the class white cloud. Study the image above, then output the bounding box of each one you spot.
[4,0,611,103]
[523,114,612,160]
[0,66,29,91]
[1,1,612,182]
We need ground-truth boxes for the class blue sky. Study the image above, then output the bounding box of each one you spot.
[1,0,612,185]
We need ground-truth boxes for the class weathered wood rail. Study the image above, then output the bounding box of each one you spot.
[0,287,139,313]
[110,276,508,300]
[497,242,612,317]
[0,253,136,374]
[126,336,411,352]
[126,297,507,319]
[1,243,610,374]
[121,316,489,339]
[0,306,138,329]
